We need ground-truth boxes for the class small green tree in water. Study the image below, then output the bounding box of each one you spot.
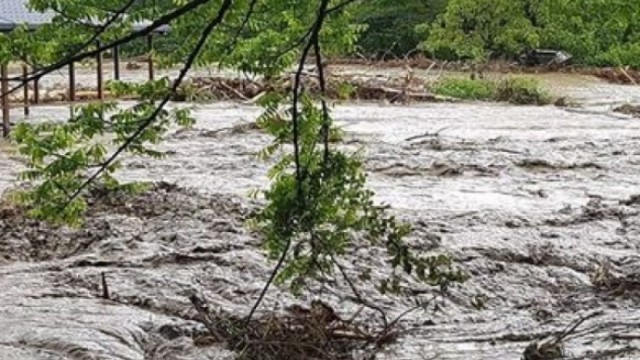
[249,89,468,299]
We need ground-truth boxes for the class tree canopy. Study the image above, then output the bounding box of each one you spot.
[354,0,640,67]
[7,0,639,66]
[422,0,640,67]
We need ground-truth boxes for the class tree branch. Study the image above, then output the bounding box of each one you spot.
[56,0,234,212]
[313,38,330,167]
[1,0,215,98]
[243,0,332,325]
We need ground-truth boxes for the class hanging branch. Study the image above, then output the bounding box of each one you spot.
[55,0,234,211]
[15,0,138,69]
[224,0,259,49]
[244,0,332,325]
[0,0,216,99]
[313,38,330,167]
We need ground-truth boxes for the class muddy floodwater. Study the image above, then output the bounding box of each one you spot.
[2,69,640,359]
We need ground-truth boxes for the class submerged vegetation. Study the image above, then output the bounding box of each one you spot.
[430,76,552,105]
[494,77,552,105]
[430,77,495,101]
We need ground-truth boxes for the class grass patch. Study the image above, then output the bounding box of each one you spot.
[430,77,495,100]
[429,76,552,105]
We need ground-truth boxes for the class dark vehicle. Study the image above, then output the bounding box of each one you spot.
[519,49,573,67]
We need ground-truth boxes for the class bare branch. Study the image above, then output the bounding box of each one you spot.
[313,38,330,167]
[331,254,389,330]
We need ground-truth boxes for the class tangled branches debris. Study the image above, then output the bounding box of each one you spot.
[522,311,603,360]
[590,262,640,299]
[190,294,401,360]
[613,104,640,118]
[173,74,444,103]
[328,58,640,85]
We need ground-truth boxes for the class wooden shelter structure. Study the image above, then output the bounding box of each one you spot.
[0,0,170,137]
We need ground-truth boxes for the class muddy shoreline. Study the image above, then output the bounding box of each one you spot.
[2,69,640,359]
[326,57,640,85]
[1,58,638,108]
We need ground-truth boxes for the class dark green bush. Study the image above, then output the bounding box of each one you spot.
[494,77,551,105]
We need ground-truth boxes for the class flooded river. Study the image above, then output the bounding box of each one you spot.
[1,69,640,359]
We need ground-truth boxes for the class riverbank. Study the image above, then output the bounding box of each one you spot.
[0,61,631,110]
[327,56,640,85]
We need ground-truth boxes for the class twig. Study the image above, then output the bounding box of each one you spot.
[243,91,266,105]
[313,36,330,169]
[331,255,389,330]
[405,126,450,142]
[219,82,249,101]
[424,61,437,77]
[435,60,447,80]
[619,66,637,85]
[345,305,365,324]
[189,294,225,342]
[550,310,604,346]
[101,271,110,299]
[403,48,420,61]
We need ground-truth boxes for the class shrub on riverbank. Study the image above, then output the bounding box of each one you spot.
[429,76,551,105]
[430,77,495,100]
[494,77,551,105]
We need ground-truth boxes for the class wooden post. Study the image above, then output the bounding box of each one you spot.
[147,34,155,81]
[113,44,120,81]
[97,42,104,100]
[1,64,9,137]
[69,62,76,117]
[22,64,29,116]
[34,78,40,104]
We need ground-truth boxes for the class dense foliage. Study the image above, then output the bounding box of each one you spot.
[357,0,640,67]
[420,0,640,67]
[421,0,538,61]
[249,92,466,295]
[10,80,194,225]
[353,0,447,57]
[11,0,637,67]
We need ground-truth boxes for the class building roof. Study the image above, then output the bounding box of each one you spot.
[0,0,52,31]
[0,0,169,33]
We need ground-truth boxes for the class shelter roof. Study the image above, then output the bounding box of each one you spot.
[0,0,169,33]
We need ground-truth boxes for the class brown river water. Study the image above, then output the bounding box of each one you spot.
[1,67,640,359]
